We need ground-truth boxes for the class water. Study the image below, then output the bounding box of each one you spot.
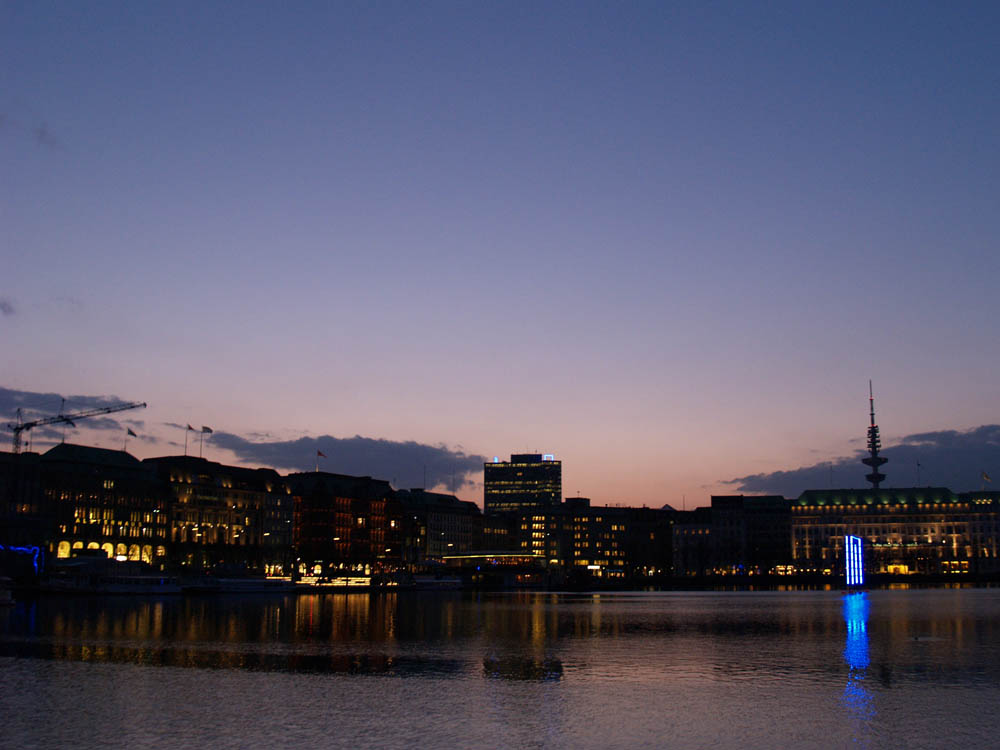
[2,588,999,749]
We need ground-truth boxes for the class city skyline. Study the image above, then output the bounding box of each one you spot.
[3,383,997,507]
[4,2,1000,508]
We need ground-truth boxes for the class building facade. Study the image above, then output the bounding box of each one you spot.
[287,472,402,577]
[395,488,482,565]
[143,456,292,573]
[513,498,674,580]
[44,444,171,565]
[671,496,791,577]
[484,453,561,515]
[672,507,712,577]
[791,488,1000,576]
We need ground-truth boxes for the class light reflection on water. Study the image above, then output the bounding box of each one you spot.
[2,589,1000,749]
[842,593,873,746]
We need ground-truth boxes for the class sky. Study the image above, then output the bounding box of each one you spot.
[3,1,1000,507]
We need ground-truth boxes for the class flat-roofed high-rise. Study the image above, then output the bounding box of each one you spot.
[483,453,561,515]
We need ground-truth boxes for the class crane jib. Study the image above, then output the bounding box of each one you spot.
[8,401,147,454]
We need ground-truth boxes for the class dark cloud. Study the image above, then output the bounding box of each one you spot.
[0,386,135,422]
[245,431,276,440]
[78,416,125,432]
[728,425,1000,496]
[0,298,14,316]
[212,432,486,492]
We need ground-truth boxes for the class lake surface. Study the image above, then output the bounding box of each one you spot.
[2,588,999,749]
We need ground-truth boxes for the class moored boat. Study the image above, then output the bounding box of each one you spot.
[39,558,181,595]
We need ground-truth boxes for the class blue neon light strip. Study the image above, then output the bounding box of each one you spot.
[0,543,43,574]
[844,535,864,587]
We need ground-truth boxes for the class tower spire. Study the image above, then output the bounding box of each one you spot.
[861,380,887,488]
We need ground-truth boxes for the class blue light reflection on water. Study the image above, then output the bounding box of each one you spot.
[842,592,874,744]
[5,591,1000,749]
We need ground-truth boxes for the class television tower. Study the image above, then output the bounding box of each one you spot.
[861,380,887,488]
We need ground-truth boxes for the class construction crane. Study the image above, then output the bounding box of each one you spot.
[7,400,147,454]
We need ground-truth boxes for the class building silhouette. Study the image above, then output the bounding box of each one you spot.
[395,488,481,564]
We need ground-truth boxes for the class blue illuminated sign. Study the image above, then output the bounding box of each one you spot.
[844,535,864,587]
[542,454,555,461]
[493,456,499,463]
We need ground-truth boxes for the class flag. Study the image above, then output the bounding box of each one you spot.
[983,471,992,483]
[187,424,194,431]
[317,450,326,458]
[201,426,213,434]
[127,428,137,437]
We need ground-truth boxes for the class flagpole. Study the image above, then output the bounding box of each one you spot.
[198,426,213,460]
[184,427,188,456]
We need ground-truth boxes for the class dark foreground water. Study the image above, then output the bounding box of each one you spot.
[2,588,999,749]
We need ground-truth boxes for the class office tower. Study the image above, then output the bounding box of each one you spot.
[483,453,561,515]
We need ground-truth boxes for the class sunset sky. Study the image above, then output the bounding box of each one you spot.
[4,1,999,507]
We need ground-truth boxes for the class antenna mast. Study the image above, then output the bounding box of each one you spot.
[861,380,887,488]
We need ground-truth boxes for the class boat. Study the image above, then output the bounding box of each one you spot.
[181,575,298,594]
[39,558,181,595]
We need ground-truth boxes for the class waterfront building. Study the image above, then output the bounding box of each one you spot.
[709,495,792,574]
[791,488,1000,576]
[44,444,171,565]
[0,450,44,551]
[618,505,675,577]
[286,472,401,576]
[395,488,482,564]
[788,386,1000,577]
[512,498,674,580]
[143,456,292,572]
[672,506,712,577]
[671,497,791,576]
[484,453,562,515]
